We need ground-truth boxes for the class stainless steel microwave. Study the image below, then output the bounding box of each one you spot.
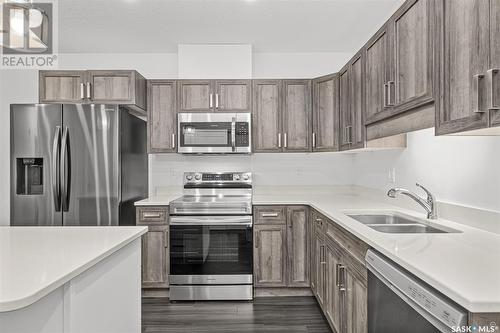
[177,113,251,154]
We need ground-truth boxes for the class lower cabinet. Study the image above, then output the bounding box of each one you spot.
[136,206,169,289]
[253,206,310,288]
[311,210,368,333]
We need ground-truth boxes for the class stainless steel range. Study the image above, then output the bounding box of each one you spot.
[169,172,253,301]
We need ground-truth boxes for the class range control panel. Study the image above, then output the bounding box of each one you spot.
[184,172,252,184]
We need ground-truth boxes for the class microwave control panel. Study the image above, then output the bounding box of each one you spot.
[235,122,249,147]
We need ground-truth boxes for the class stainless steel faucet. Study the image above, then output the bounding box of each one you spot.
[387,183,438,219]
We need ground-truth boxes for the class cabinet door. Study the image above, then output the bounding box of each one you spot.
[325,242,343,333]
[312,74,339,152]
[338,54,367,151]
[489,0,500,126]
[435,0,490,134]
[141,225,169,288]
[339,66,351,150]
[147,80,177,153]
[215,80,252,112]
[364,25,392,124]
[310,229,318,294]
[282,80,312,152]
[177,80,213,112]
[313,233,326,307]
[254,224,287,287]
[88,70,134,103]
[39,71,86,103]
[286,206,309,287]
[391,0,434,112]
[252,80,282,152]
[342,256,368,333]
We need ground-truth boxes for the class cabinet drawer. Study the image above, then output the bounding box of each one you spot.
[136,207,168,224]
[324,219,368,264]
[254,206,286,224]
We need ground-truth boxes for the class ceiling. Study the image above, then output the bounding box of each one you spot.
[58,0,404,54]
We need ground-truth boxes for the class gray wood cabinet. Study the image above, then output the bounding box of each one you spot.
[434,0,493,134]
[147,80,177,153]
[389,0,434,113]
[39,70,147,111]
[312,74,340,152]
[39,71,87,103]
[325,239,343,333]
[364,25,392,124]
[136,206,169,289]
[363,0,434,127]
[311,209,368,333]
[253,205,310,288]
[177,80,252,113]
[490,0,500,127]
[253,80,312,152]
[286,206,310,287]
[254,224,287,287]
[282,80,312,152]
[215,80,252,112]
[252,80,282,152]
[340,53,365,151]
[177,80,213,112]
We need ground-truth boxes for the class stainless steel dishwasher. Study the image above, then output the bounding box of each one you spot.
[365,250,467,333]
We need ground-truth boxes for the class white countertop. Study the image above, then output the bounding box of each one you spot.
[0,226,147,312]
[136,186,500,312]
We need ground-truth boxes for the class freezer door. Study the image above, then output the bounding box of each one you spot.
[10,104,63,226]
[62,104,120,226]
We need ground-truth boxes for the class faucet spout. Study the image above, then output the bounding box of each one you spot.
[387,184,438,219]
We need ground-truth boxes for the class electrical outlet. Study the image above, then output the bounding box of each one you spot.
[388,168,396,183]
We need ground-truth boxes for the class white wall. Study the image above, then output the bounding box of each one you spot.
[353,128,500,213]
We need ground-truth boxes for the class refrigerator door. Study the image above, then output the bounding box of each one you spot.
[62,104,120,226]
[11,104,63,226]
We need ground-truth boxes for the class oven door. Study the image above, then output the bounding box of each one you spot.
[170,216,253,284]
[177,113,251,154]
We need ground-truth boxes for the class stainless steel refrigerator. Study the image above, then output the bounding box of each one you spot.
[10,104,148,226]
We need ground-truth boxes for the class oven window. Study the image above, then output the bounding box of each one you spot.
[170,225,253,275]
[180,122,231,147]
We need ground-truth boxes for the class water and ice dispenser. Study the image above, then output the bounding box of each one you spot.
[16,158,43,195]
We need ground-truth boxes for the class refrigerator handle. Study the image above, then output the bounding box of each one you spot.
[52,126,62,212]
[61,127,72,212]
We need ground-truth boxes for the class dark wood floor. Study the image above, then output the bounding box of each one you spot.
[142,296,332,333]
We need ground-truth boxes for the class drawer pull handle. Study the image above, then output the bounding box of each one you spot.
[143,212,162,218]
[261,213,279,217]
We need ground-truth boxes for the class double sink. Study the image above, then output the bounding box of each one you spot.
[346,212,461,234]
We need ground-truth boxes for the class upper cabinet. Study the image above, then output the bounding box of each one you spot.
[282,80,312,152]
[253,79,312,153]
[39,71,87,103]
[435,0,500,134]
[252,80,282,152]
[147,80,177,153]
[39,70,147,111]
[215,80,252,112]
[177,80,252,113]
[364,25,391,124]
[312,74,340,152]
[340,53,365,151]
[364,0,434,125]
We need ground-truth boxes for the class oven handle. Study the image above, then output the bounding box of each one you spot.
[170,216,253,226]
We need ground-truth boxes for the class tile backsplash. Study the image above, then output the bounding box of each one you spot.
[149,152,355,195]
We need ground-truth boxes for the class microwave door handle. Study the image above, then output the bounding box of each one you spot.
[231,117,236,152]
